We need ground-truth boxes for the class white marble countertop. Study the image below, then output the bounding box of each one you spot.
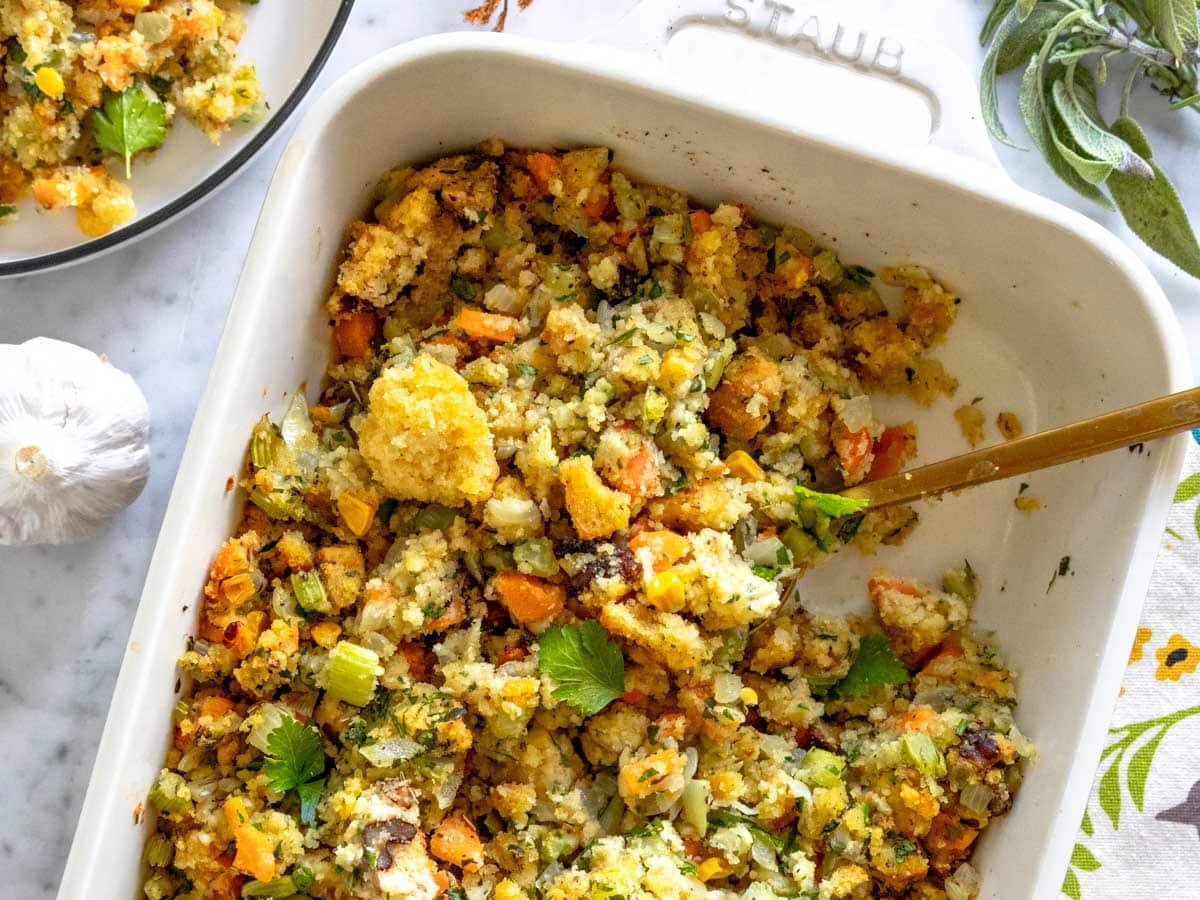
[2,1,1198,896]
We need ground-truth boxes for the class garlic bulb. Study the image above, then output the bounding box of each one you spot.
[0,337,150,545]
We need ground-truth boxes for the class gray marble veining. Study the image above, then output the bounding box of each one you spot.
[0,1,1197,897]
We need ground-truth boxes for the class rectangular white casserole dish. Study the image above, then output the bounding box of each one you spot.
[60,19,1191,899]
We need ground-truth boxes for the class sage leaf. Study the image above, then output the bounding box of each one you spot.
[980,7,1026,147]
[980,0,1017,44]
[1051,77,1153,178]
[1018,58,1112,206]
[1108,116,1200,277]
[997,3,1063,74]
[1016,0,1038,20]
[1146,0,1199,63]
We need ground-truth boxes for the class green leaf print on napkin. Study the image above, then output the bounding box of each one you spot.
[1170,472,1200,539]
[1065,707,1200,896]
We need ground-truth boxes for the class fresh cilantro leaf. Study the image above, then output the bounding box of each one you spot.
[296,778,325,827]
[91,84,167,178]
[832,633,910,698]
[537,621,624,715]
[794,484,869,518]
[751,564,778,580]
[0,205,15,218]
[264,714,327,824]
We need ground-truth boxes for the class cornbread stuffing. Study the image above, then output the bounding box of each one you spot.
[0,0,264,235]
[142,143,1032,900]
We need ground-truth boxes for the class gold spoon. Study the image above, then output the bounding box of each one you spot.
[841,385,1200,510]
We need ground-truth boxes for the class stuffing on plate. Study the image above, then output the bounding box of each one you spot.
[0,0,264,235]
[141,142,1033,900]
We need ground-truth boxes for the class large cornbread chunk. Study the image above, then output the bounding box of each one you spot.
[358,354,498,506]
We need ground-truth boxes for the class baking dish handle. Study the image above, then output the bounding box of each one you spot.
[588,0,1002,171]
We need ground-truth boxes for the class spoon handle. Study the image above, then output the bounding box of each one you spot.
[842,386,1200,510]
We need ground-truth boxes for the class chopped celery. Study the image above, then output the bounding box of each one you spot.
[813,249,843,283]
[779,525,821,564]
[543,263,584,300]
[703,344,733,389]
[414,503,457,531]
[326,640,382,707]
[148,769,191,814]
[483,548,515,571]
[713,627,748,666]
[611,172,648,223]
[681,778,711,837]
[247,703,287,754]
[902,732,947,778]
[641,387,668,429]
[514,538,558,577]
[539,829,579,864]
[799,747,846,788]
[248,488,307,522]
[143,833,173,867]
[942,561,979,602]
[250,417,275,468]
[241,876,297,898]
[290,571,331,615]
[481,220,516,252]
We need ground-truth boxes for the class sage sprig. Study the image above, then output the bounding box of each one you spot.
[980,0,1200,277]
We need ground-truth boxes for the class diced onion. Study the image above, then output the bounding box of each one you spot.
[945,862,981,900]
[247,703,286,754]
[134,11,172,43]
[683,746,699,781]
[681,779,710,836]
[745,536,788,567]
[750,836,778,870]
[359,737,423,767]
[834,394,873,433]
[959,782,994,816]
[713,673,744,704]
[484,283,524,315]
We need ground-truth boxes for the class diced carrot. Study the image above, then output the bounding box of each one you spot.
[216,734,240,766]
[610,443,658,503]
[526,152,561,193]
[868,424,917,482]
[429,814,484,872]
[398,641,431,681]
[233,823,277,883]
[199,616,226,644]
[924,813,978,871]
[897,705,937,733]
[227,611,265,658]
[333,308,379,359]
[629,529,691,572]
[622,689,648,705]
[497,644,528,664]
[582,189,610,219]
[492,571,565,624]
[833,425,873,480]
[200,695,235,720]
[918,636,965,678]
[434,871,451,893]
[683,837,704,858]
[868,576,925,603]
[424,595,467,633]
[689,209,713,236]
[453,308,519,343]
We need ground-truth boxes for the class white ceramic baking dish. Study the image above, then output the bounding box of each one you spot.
[58,4,1191,897]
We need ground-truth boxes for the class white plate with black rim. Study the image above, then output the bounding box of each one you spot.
[0,0,354,278]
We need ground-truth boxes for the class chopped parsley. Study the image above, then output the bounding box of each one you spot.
[751,564,778,580]
[264,715,327,826]
[842,264,875,288]
[449,272,477,300]
[648,281,664,299]
[892,837,917,863]
[516,363,538,378]
[831,633,910,698]
[608,328,639,346]
[537,621,625,715]
[0,205,15,219]
[92,85,166,178]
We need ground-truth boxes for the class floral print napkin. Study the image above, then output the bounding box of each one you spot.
[1063,437,1200,897]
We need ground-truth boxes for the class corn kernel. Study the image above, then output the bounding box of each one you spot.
[495,878,524,900]
[724,449,764,482]
[34,67,65,99]
[697,857,731,882]
[739,686,758,706]
[707,771,743,800]
[337,491,378,537]
[645,568,686,610]
[310,621,342,648]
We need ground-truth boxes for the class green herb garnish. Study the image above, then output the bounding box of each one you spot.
[795,484,869,518]
[91,85,167,178]
[537,621,625,715]
[831,633,910,698]
[264,715,326,826]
